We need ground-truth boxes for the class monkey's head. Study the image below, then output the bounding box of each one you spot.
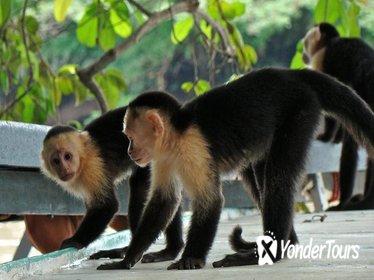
[302,22,340,65]
[41,126,89,184]
[124,91,181,167]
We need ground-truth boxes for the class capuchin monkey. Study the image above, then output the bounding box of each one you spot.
[303,22,374,210]
[40,107,183,263]
[97,68,374,270]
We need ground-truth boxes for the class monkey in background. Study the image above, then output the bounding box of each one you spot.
[40,107,183,263]
[97,68,374,270]
[302,22,374,210]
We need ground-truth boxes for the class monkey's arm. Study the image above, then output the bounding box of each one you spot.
[89,166,150,259]
[60,187,119,249]
[97,187,181,270]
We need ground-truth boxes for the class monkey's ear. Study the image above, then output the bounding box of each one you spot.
[80,131,90,144]
[146,110,164,136]
[315,26,322,41]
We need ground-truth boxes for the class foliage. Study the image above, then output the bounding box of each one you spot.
[0,0,255,122]
[0,0,371,124]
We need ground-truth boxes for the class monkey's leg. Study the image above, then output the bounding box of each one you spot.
[128,166,151,231]
[328,135,358,210]
[364,160,374,196]
[61,187,119,249]
[246,162,299,245]
[226,163,265,253]
[340,159,374,210]
[168,182,224,270]
[90,167,151,260]
[214,111,314,267]
[318,117,340,142]
[97,187,181,270]
[332,125,344,143]
[142,205,184,263]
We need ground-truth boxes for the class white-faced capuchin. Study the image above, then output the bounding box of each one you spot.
[303,22,374,210]
[96,68,374,270]
[40,107,183,263]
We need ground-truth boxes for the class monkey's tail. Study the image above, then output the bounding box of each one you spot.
[301,69,374,157]
[229,225,255,253]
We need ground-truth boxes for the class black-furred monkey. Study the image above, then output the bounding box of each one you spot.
[40,107,183,262]
[303,22,374,210]
[97,68,374,270]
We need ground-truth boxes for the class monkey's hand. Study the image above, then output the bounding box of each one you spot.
[212,251,258,268]
[97,253,142,270]
[142,248,179,263]
[89,247,128,259]
[167,257,205,270]
[60,238,84,250]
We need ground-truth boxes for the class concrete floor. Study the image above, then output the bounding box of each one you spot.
[17,210,374,280]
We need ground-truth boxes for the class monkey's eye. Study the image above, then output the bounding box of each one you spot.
[64,152,72,161]
[52,158,60,165]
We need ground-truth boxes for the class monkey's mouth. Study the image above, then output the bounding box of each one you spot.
[132,157,150,167]
[60,173,74,182]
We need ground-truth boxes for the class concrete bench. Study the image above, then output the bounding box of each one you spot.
[0,121,368,260]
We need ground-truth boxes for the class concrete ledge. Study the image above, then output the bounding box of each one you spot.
[0,229,131,279]
[0,121,49,168]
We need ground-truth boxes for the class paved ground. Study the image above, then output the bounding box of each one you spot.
[11,210,374,280]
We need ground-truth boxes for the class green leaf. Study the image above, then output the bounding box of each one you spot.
[30,34,42,52]
[314,0,340,23]
[0,0,11,29]
[290,41,305,69]
[77,4,98,47]
[0,71,9,94]
[54,0,72,23]
[22,95,35,123]
[58,64,78,75]
[181,81,194,93]
[109,7,132,38]
[95,74,119,108]
[56,76,74,95]
[99,15,117,50]
[207,1,245,21]
[199,20,212,40]
[72,79,90,105]
[0,43,10,62]
[25,16,39,34]
[171,15,194,44]
[243,44,257,65]
[347,2,361,37]
[106,69,126,91]
[232,1,246,18]
[50,77,62,106]
[290,52,304,69]
[194,79,210,96]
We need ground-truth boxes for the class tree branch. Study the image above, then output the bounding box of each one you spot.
[127,0,152,17]
[194,9,235,58]
[77,0,199,113]
[0,0,34,118]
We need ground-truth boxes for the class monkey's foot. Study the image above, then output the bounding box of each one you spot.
[90,247,128,259]
[142,248,179,263]
[327,204,342,211]
[348,194,364,203]
[212,252,258,268]
[340,199,374,210]
[60,239,84,250]
[97,259,131,270]
[167,257,205,270]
